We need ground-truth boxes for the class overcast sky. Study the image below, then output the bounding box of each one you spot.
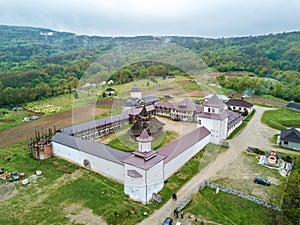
[0,0,299,38]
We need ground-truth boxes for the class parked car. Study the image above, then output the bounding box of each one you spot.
[175,222,183,225]
[162,217,173,225]
[254,177,270,186]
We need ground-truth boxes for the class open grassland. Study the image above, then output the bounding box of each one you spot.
[185,187,270,225]
[0,143,220,225]
[261,108,300,130]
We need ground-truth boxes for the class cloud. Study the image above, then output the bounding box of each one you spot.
[0,0,299,37]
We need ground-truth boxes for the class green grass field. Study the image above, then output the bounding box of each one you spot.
[261,108,300,130]
[185,187,271,225]
[108,130,178,151]
[0,143,220,225]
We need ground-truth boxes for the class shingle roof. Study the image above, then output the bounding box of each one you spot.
[197,111,228,121]
[205,94,229,101]
[280,128,300,143]
[154,101,176,109]
[123,98,143,107]
[128,105,154,116]
[176,99,197,111]
[123,95,159,107]
[158,126,211,163]
[123,152,165,170]
[52,132,131,165]
[227,110,244,129]
[226,99,253,108]
[287,102,300,111]
[131,87,141,92]
[203,94,227,108]
[137,129,153,142]
[140,105,149,117]
[142,95,160,104]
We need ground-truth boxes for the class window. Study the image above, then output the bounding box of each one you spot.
[198,120,201,125]
[208,108,211,112]
[284,141,288,145]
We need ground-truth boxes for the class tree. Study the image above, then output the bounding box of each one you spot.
[280,157,300,224]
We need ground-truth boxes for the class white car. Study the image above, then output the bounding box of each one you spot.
[175,222,182,225]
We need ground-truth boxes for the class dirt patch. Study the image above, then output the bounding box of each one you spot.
[0,182,18,202]
[176,172,188,180]
[64,202,107,225]
[225,91,286,107]
[251,96,286,107]
[0,107,110,148]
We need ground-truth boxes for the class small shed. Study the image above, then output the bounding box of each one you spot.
[278,128,300,150]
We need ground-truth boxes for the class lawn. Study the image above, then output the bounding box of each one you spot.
[0,109,34,132]
[0,142,220,225]
[108,130,179,151]
[185,187,271,225]
[261,108,300,130]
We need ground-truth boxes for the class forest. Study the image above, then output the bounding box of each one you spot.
[0,25,299,106]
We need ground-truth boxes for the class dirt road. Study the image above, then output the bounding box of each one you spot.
[139,106,298,225]
[0,107,110,148]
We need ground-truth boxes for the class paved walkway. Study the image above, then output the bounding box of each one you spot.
[139,106,299,225]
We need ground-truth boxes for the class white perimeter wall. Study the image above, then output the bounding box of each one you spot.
[198,117,227,144]
[124,160,164,204]
[164,134,210,179]
[52,142,125,182]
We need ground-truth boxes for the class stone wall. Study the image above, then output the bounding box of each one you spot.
[205,181,281,211]
[175,181,281,212]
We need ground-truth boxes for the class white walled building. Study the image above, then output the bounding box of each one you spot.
[51,93,244,204]
[197,94,243,145]
[52,119,211,204]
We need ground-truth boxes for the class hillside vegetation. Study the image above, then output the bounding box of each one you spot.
[0,25,299,107]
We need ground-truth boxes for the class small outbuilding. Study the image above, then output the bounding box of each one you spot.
[278,128,300,150]
[286,101,300,112]
[226,99,253,114]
